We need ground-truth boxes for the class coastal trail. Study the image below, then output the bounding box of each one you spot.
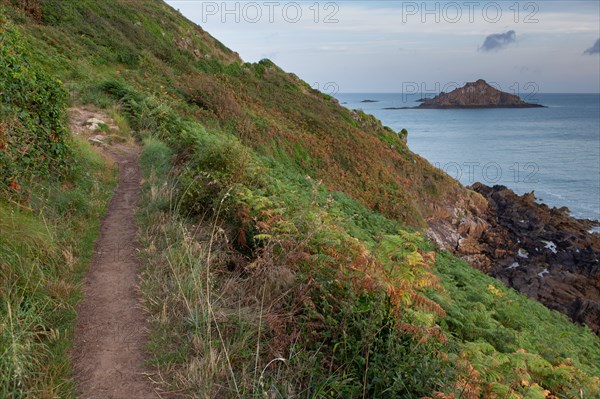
[70,108,160,398]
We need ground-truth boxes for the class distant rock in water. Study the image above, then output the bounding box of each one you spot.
[361,99,379,103]
[418,79,544,109]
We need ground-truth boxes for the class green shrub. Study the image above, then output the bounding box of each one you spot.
[299,270,455,398]
[140,137,172,179]
[0,14,71,190]
[178,128,259,215]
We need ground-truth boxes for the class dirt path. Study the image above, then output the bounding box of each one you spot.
[72,143,159,399]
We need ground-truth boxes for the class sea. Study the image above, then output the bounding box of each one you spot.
[334,93,600,222]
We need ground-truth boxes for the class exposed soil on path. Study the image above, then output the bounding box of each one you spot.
[72,139,160,398]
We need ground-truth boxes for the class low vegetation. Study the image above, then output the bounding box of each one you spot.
[0,140,115,397]
[0,13,116,397]
[0,12,71,192]
[132,90,600,398]
[1,1,599,398]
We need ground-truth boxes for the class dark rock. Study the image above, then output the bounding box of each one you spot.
[469,183,600,334]
[570,298,600,330]
[429,182,600,334]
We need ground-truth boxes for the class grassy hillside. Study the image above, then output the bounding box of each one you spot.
[0,11,116,397]
[1,1,599,398]
[5,0,468,227]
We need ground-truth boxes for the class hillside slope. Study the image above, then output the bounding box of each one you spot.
[1,1,599,398]
[4,0,472,227]
[0,10,116,397]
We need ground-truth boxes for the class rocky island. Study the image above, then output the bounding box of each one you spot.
[385,79,545,109]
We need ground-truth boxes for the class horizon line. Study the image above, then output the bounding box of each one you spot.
[336,92,600,95]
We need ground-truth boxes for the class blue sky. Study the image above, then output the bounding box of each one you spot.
[166,1,600,93]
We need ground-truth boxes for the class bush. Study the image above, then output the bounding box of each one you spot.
[181,74,243,122]
[301,270,454,398]
[178,127,259,215]
[0,15,71,191]
[98,79,189,146]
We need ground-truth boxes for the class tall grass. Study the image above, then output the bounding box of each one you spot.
[0,139,116,398]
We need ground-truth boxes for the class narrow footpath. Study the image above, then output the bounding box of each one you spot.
[72,143,159,399]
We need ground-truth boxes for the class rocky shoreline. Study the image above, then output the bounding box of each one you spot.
[429,183,600,334]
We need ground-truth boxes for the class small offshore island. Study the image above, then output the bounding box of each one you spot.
[386,79,545,109]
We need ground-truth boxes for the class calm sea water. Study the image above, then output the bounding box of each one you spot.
[334,93,600,221]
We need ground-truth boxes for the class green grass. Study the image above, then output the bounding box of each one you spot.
[0,139,116,398]
[1,11,117,397]
[133,122,599,397]
[431,251,600,398]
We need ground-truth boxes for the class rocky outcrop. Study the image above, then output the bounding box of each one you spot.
[418,79,544,109]
[429,184,600,334]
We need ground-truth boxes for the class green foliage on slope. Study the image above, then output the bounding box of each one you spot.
[4,0,464,227]
[0,11,116,397]
[0,12,71,191]
[0,140,116,397]
[121,83,598,397]
[2,1,599,398]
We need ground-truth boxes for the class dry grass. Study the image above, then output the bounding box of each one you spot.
[138,141,302,398]
[139,207,296,397]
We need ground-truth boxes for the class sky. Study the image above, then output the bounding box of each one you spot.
[165,1,600,93]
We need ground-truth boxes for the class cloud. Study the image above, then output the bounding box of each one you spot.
[583,38,600,55]
[479,30,517,52]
